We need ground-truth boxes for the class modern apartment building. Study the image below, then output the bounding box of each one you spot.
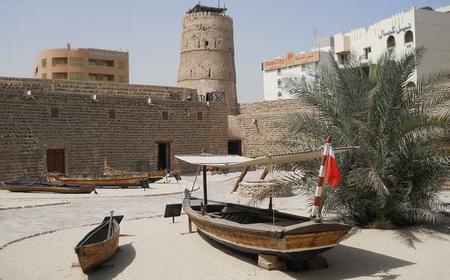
[262,5,450,100]
[261,50,332,100]
[331,5,450,84]
[33,44,129,83]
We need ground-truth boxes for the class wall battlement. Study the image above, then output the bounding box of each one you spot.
[0,77,198,101]
[184,12,233,22]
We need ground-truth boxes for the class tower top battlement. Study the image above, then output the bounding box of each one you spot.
[187,4,227,14]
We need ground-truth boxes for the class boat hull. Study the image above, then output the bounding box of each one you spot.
[75,216,123,274]
[184,197,351,261]
[1,182,95,194]
[48,173,161,187]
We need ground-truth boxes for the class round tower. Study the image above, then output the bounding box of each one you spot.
[177,4,238,115]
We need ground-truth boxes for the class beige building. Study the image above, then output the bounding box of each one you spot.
[33,44,129,83]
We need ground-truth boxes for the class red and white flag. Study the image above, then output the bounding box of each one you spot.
[324,147,341,188]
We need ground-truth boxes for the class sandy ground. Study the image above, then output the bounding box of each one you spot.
[0,170,449,280]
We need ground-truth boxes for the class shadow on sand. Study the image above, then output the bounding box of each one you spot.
[88,242,136,280]
[199,232,414,280]
[395,216,450,249]
[285,245,414,280]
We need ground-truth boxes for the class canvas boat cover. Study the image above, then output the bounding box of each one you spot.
[175,147,355,168]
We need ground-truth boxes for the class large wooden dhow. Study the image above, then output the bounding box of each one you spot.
[47,172,163,187]
[0,180,95,194]
[75,213,124,274]
[47,158,164,187]
[176,145,354,262]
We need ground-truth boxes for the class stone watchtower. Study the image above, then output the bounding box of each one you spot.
[177,4,238,115]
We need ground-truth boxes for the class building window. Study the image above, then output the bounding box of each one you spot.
[277,69,281,76]
[51,107,59,118]
[69,72,83,80]
[53,72,68,80]
[52,57,68,66]
[387,35,395,49]
[364,47,372,59]
[69,57,83,67]
[197,111,203,120]
[277,79,282,88]
[41,58,47,68]
[406,81,416,88]
[162,111,169,120]
[117,60,126,70]
[109,109,116,119]
[277,91,282,98]
[42,73,47,79]
[205,40,209,48]
[88,58,114,67]
[404,31,414,44]
[89,73,114,81]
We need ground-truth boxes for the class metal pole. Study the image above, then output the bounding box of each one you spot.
[311,136,331,219]
[203,165,208,206]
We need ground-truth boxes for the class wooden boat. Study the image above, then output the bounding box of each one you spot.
[176,148,354,262]
[47,172,163,187]
[75,214,124,274]
[0,180,95,194]
[184,196,350,260]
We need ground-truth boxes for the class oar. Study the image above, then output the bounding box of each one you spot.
[107,210,114,238]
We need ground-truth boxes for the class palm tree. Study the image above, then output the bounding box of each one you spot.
[278,49,450,228]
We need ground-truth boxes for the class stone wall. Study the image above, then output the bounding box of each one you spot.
[0,78,227,179]
[238,99,315,157]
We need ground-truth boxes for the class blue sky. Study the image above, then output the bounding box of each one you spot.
[1,0,449,102]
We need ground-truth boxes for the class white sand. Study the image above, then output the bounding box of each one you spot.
[0,215,449,280]
[1,170,449,279]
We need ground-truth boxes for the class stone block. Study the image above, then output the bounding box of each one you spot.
[258,254,286,271]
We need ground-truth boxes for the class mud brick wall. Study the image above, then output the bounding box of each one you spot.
[0,76,197,100]
[0,78,227,179]
[238,99,315,157]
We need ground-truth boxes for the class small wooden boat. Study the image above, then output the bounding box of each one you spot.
[47,172,163,187]
[75,214,124,274]
[0,180,95,194]
[184,195,350,261]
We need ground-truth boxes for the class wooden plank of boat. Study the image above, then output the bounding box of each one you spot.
[75,215,124,274]
[47,173,162,186]
[183,196,351,261]
[0,181,95,194]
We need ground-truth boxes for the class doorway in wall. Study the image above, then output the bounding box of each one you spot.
[46,149,65,173]
[228,140,242,155]
[157,142,171,170]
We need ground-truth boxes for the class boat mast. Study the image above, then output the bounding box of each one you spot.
[311,136,331,219]
[203,165,208,206]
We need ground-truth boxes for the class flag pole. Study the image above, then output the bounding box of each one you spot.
[311,136,331,220]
